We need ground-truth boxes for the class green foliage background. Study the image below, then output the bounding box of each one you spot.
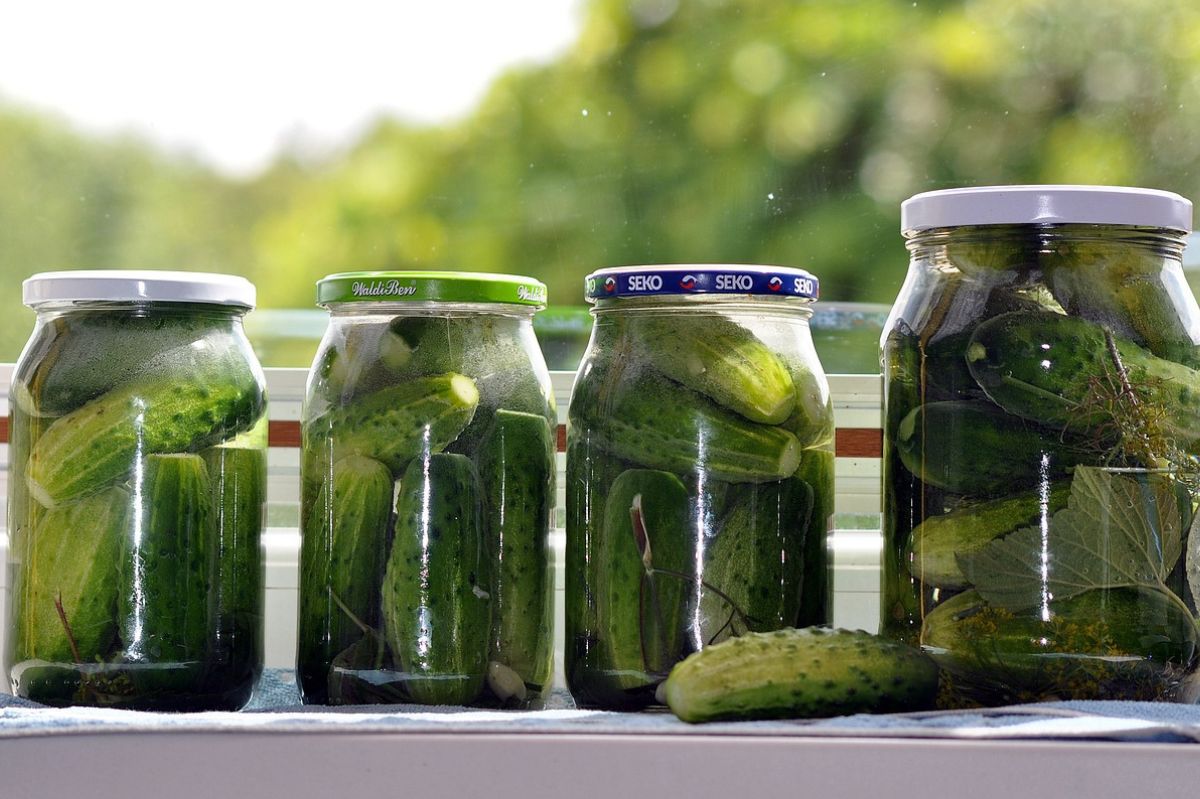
[2,0,1199,362]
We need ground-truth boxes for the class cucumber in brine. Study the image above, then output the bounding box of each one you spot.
[381,453,490,705]
[476,410,555,701]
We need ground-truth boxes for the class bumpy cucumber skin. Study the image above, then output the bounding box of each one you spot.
[571,369,802,484]
[967,311,1200,448]
[309,373,479,475]
[477,410,554,699]
[783,362,834,449]
[26,343,266,506]
[389,315,556,456]
[908,482,1071,589]
[698,478,813,644]
[895,400,1085,496]
[297,454,393,704]
[1043,240,1200,368]
[664,628,939,723]
[633,315,797,424]
[923,588,1200,704]
[10,487,128,674]
[795,448,835,627]
[15,311,218,417]
[593,469,693,697]
[201,446,267,704]
[120,454,212,682]
[382,453,490,705]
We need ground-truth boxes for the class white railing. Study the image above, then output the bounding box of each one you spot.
[0,367,884,671]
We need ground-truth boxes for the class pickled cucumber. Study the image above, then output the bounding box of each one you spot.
[571,370,802,484]
[298,454,393,704]
[477,410,554,696]
[634,314,797,424]
[26,339,266,507]
[595,469,693,692]
[381,453,490,705]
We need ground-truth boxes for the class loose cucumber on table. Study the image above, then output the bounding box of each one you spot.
[476,409,555,699]
[298,453,393,704]
[381,453,490,705]
[663,628,939,723]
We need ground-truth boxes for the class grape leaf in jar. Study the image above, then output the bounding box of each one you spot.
[957,467,1184,610]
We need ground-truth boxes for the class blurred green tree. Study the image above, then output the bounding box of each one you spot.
[2,0,1199,362]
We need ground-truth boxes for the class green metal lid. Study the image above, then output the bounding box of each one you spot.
[316,271,548,308]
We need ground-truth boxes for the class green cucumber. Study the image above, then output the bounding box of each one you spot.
[1043,240,1200,367]
[923,588,1199,703]
[908,483,1071,589]
[633,315,797,424]
[895,401,1087,496]
[663,627,939,722]
[381,453,490,705]
[13,311,218,417]
[564,435,634,699]
[595,469,693,691]
[572,370,802,484]
[201,446,267,693]
[297,453,393,704]
[120,454,212,672]
[966,311,1200,450]
[698,478,813,644]
[782,359,834,448]
[388,315,554,456]
[6,408,54,564]
[477,410,554,696]
[12,487,128,668]
[314,321,420,404]
[796,448,835,626]
[26,340,265,507]
[309,373,479,475]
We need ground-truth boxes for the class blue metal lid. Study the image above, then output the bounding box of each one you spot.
[584,264,819,302]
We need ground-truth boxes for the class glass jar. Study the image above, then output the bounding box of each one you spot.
[882,185,1200,706]
[566,265,834,710]
[6,270,267,710]
[298,271,555,707]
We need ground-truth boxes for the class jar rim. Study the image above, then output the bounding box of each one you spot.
[901,185,1192,234]
[584,264,819,302]
[317,271,547,309]
[23,270,256,309]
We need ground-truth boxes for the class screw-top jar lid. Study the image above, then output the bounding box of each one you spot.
[316,271,548,308]
[23,270,256,309]
[901,185,1193,234]
[585,264,819,302]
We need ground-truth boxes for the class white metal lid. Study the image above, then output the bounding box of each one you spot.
[901,185,1193,234]
[23,270,256,309]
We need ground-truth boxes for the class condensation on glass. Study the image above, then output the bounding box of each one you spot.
[297,271,556,707]
[6,270,267,710]
[565,264,835,710]
[881,186,1200,706]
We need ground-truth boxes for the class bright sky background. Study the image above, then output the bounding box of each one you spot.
[0,1,582,175]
